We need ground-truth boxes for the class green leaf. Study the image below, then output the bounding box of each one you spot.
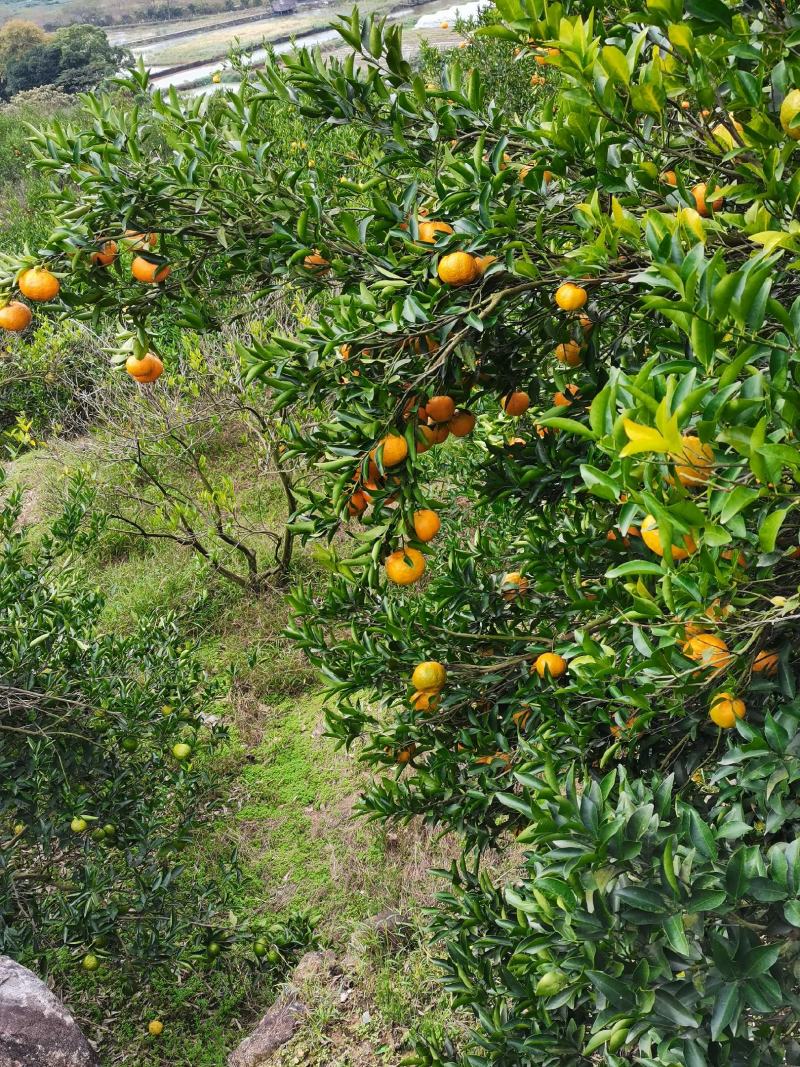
[473,24,519,39]
[710,985,740,1040]
[616,886,669,913]
[663,914,692,956]
[601,45,630,84]
[759,508,789,552]
[585,970,633,1007]
[580,464,620,501]
[537,417,597,439]
[686,0,732,26]
[606,561,665,578]
[720,486,760,524]
[630,82,665,116]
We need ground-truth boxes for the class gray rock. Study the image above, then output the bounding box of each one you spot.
[227,995,307,1067]
[0,955,99,1067]
[289,950,337,986]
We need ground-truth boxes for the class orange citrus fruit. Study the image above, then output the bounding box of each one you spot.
[413,509,441,542]
[753,649,779,675]
[671,435,714,488]
[418,220,454,244]
[131,257,171,284]
[683,633,732,671]
[373,434,408,468]
[427,395,456,422]
[0,300,32,332]
[437,252,479,286]
[18,267,60,302]
[554,283,587,311]
[124,230,157,249]
[448,410,476,437]
[709,692,745,728]
[691,182,723,217]
[501,391,530,416]
[303,251,329,271]
[554,341,583,366]
[90,240,118,266]
[348,489,368,516]
[385,547,426,585]
[410,690,440,712]
[125,352,164,384]
[641,515,697,560]
[533,652,567,679]
[501,572,528,600]
[411,661,446,690]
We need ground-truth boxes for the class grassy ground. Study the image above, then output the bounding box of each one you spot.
[7,436,467,1066]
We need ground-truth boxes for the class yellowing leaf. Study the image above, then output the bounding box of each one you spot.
[620,418,671,457]
[668,23,694,53]
[750,231,795,253]
[676,207,707,244]
[601,45,630,84]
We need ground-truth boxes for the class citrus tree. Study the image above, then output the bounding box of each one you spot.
[1,469,246,973]
[4,0,800,1059]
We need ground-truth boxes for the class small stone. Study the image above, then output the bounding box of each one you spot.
[227,996,307,1067]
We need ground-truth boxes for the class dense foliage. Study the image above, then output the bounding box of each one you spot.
[4,0,800,1061]
[0,470,237,966]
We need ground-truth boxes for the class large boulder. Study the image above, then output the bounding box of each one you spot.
[0,955,99,1067]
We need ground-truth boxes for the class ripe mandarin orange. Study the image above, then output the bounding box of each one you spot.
[427,395,456,422]
[691,182,723,217]
[90,240,118,266]
[385,547,426,585]
[418,220,454,244]
[501,391,530,416]
[0,300,32,332]
[411,661,446,690]
[554,283,587,311]
[413,509,441,542]
[18,267,60,302]
[671,435,714,488]
[131,257,171,284]
[373,434,409,468]
[303,251,329,271]
[753,649,779,675]
[501,572,528,600]
[709,692,745,728]
[683,633,732,670]
[554,341,583,366]
[641,515,697,560]
[448,410,476,437]
[437,252,479,286]
[125,352,164,383]
[533,652,567,679]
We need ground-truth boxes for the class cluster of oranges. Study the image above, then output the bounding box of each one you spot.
[1,230,171,385]
[373,281,598,584]
[0,266,60,332]
[344,380,479,583]
[392,575,573,767]
[680,632,780,728]
[660,169,724,217]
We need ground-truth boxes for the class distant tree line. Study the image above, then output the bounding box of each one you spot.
[0,19,129,98]
[41,0,268,30]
